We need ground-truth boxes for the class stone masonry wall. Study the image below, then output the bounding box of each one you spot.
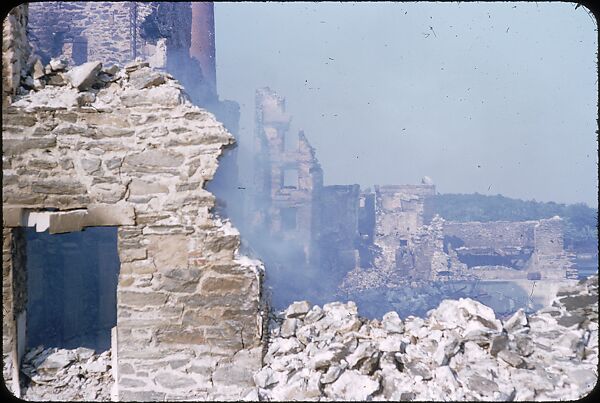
[373,184,436,273]
[253,87,324,264]
[27,1,245,247]
[2,4,31,107]
[317,185,361,285]
[2,59,265,400]
[531,217,577,280]
[443,218,575,280]
[28,2,158,66]
[443,220,536,249]
[2,227,27,396]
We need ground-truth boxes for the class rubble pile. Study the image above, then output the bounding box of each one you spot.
[12,56,187,112]
[338,281,478,319]
[251,276,598,401]
[20,346,113,401]
[341,279,540,319]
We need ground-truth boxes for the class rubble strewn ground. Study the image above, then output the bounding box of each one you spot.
[14,277,596,401]
[20,346,113,401]
[250,276,598,401]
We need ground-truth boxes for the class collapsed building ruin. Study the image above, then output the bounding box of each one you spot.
[3,3,264,400]
[25,1,244,225]
[1,2,591,401]
[251,87,578,305]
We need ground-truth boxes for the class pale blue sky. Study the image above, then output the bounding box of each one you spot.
[215,2,598,207]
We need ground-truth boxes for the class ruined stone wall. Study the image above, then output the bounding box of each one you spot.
[443,220,536,249]
[357,191,376,267]
[29,2,134,65]
[253,88,323,264]
[443,218,575,280]
[373,184,436,272]
[530,217,577,279]
[2,227,27,395]
[27,1,229,106]
[411,216,445,281]
[2,4,31,107]
[2,59,264,400]
[534,217,565,255]
[317,185,360,283]
[27,0,246,278]
[27,2,161,66]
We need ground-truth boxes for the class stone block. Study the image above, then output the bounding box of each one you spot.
[123,149,184,169]
[2,208,23,227]
[181,309,220,327]
[154,371,197,389]
[92,126,135,139]
[212,350,259,389]
[118,377,147,388]
[146,235,188,270]
[199,275,249,294]
[48,210,87,234]
[119,390,165,401]
[129,179,169,196]
[2,111,37,127]
[2,137,56,155]
[155,267,202,293]
[52,122,87,135]
[119,248,147,263]
[49,57,67,71]
[31,179,86,195]
[90,183,126,203]
[135,213,171,225]
[83,204,135,226]
[118,291,168,307]
[28,159,58,170]
[64,61,102,90]
[120,86,184,108]
[80,157,101,174]
[156,328,206,345]
[81,113,130,128]
[128,67,166,90]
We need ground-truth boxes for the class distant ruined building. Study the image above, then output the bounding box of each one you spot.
[2,2,580,400]
[22,1,578,295]
[251,88,578,300]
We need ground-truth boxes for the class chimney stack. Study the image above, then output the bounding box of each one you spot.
[190,2,217,96]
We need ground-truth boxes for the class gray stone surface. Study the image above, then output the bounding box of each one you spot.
[3,47,265,401]
[128,67,167,90]
[64,61,102,90]
[21,346,113,401]
[255,277,598,401]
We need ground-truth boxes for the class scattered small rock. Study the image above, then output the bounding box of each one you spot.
[255,276,598,401]
[20,346,113,401]
[64,61,103,91]
[49,57,68,71]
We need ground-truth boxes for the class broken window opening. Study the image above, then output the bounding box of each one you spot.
[284,129,299,152]
[282,168,299,189]
[25,227,120,352]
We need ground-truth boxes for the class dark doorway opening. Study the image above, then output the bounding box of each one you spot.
[25,227,120,352]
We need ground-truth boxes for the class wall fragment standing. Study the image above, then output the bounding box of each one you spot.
[2,52,265,400]
[2,4,31,107]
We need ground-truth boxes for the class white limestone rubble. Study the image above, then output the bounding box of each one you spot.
[252,276,598,401]
[20,346,113,401]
